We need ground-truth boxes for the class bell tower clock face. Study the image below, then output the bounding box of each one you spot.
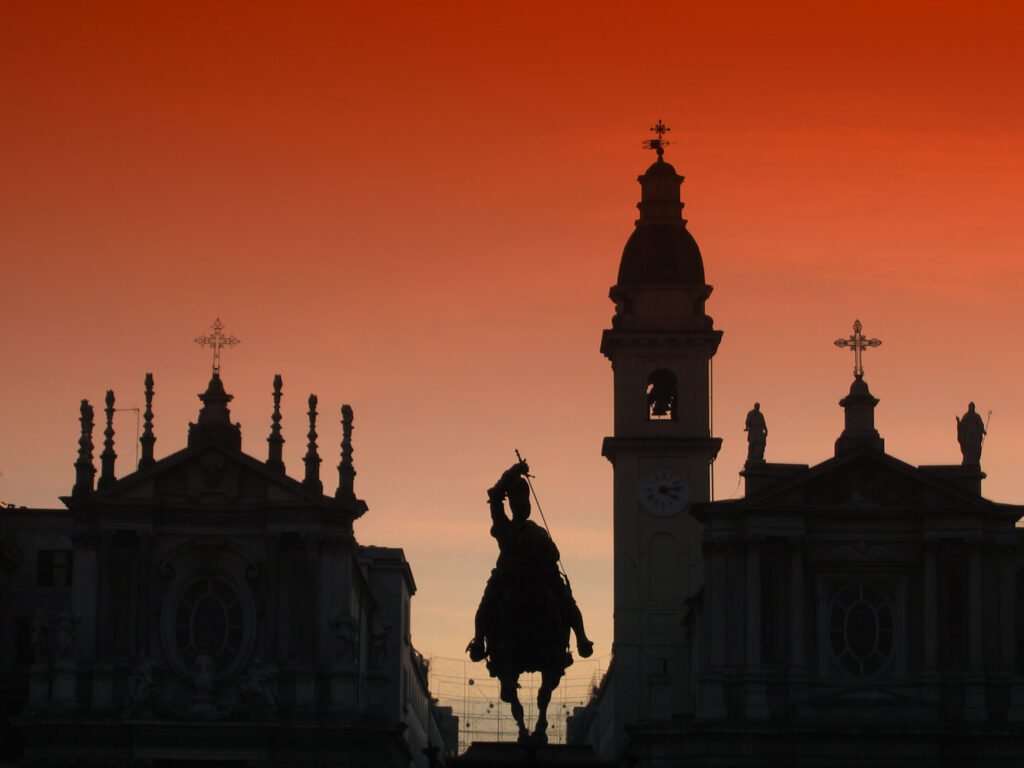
[637,468,691,517]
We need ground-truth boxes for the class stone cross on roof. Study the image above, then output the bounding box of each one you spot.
[194,318,240,375]
[834,319,881,378]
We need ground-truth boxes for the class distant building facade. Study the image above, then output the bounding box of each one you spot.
[568,144,1024,765]
[0,372,456,766]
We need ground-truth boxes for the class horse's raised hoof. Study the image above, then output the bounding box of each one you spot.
[578,639,594,658]
[466,637,486,662]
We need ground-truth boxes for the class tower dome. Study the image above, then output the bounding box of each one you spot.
[616,155,705,287]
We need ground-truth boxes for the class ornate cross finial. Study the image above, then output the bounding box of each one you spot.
[834,319,882,378]
[194,318,240,376]
[642,119,672,157]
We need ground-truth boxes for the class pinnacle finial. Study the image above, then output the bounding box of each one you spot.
[303,394,322,493]
[267,374,285,473]
[98,390,117,491]
[337,404,356,501]
[73,400,96,498]
[139,373,156,470]
[642,119,671,157]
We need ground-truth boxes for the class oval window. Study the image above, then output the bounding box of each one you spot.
[829,583,895,678]
[174,576,246,677]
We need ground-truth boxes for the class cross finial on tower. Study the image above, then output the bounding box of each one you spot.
[194,318,240,375]
[642,119,672,157]
[834,319,882,378]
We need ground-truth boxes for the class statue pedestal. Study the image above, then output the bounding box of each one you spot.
[919,464,985,496]
[190,692,217,719]
[741,462,809,496]
[27,662,50,712]
[1007,679,1024,722]
[327,664,359,717]
[695,675,727,721]
[90,662,115,713]
[448,742,611,768]
[49,659,79,714]
[283,663,317,715]
[366,672,388,716]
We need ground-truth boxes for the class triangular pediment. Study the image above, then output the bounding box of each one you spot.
[77,444,333,508]
[743,447,994,513]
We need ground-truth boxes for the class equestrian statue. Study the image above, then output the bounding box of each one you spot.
[466,459,593,744]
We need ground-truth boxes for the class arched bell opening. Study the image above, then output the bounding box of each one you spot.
[647,369,677,421]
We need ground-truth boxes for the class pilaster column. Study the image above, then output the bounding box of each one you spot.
[97,530,113,660]
[746,538,762,667]
[787,538,809,710]
[709,539,728,668]
[305,532,322,663]
[922,538,938,671]
[968,540,984,671]
[918,536,941,712]
[999,545,1017,676]
[964,538,987,720]
[697,537,728,720]
[287,533,320,715]
[137,531,153,653]
[788,539,805,670]
[264,533,281,661]
[726,540,744,668]
[1006,546,1024,720]
[744,536,769,719]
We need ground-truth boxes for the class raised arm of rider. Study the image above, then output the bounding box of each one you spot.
[489,463,528,497]
[487,462,528,528]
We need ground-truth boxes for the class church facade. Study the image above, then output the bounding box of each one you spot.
[568,139,1024,766]
[0,369,457,766]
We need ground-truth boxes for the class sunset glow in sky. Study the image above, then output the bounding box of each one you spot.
[2,1,1023,665]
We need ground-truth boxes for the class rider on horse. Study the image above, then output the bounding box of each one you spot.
[467,461,594,667]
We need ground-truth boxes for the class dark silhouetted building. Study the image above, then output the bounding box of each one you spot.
[0,373,456,766]
[568,147,1024,766]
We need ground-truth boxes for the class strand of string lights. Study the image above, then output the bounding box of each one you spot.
[425,653,611,752]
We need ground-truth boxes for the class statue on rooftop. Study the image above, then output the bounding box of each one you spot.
[956,402,986,466]
[466,461,592,744]
[745,402,768,463]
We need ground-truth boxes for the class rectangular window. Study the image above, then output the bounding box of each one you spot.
[37,550,73,587]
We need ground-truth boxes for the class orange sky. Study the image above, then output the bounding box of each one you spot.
[2,1,1023,669]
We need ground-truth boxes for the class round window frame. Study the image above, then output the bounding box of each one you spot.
[161,570,256,684]
[827,582,896,680]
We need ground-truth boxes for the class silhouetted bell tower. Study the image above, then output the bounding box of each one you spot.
[600,125,722,751]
